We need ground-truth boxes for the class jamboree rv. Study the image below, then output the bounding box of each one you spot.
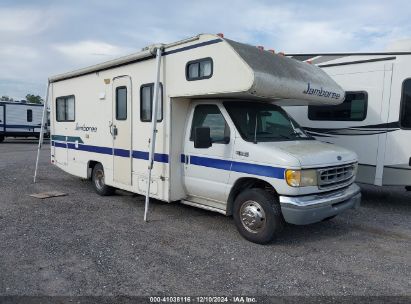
[0,101,47,142]
[46,34,361,244]
[285,52,411,189]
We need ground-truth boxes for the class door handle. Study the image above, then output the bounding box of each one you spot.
[185,155,189,164]
[109,123,118,137]
[109,122,113,136]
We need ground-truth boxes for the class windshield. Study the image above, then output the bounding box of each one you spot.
[224,101,313,143]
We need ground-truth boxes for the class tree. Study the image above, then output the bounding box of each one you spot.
[1,96,14,101]
[25,94,43,104]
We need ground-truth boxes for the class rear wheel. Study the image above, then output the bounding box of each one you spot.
[92,163,115,196]
[233,188,284,244]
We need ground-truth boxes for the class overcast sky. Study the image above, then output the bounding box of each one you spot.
[1,0,411,100]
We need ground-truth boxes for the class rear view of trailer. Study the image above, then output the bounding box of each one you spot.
[0,102,45,142]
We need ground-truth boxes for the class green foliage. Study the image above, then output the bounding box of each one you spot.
[25,94,43,104]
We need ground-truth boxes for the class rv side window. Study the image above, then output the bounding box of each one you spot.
[140,83,163,122]
[186,58,213,81]
[116,86,127,120]
[308,92,367,121]
[189,105,230,144]
[27,109,32,122]
[56,95,75,122]
[400,79,411,129]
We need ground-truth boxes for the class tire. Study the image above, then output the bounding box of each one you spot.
[0,136,4,143]
[233,188,284,244]
[92,163,115,196]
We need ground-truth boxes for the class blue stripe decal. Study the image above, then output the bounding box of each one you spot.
[163,38,223,56]
[52,141,168,163]
[132,150,168,163]
[53,141,67,148]
[77,144,113,155]
[190,155,232,171]
[189,155,285,179]
[114,148,130,157]
[231,161,285,179]
[0,102,43,106]
[3,124,41,129]
[132,150,148,160]
[52,141,284,179]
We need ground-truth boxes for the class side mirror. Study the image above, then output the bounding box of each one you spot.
[194,127,212,149]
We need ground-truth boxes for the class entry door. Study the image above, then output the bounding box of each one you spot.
[0,105,4,135]
[112,76,132,185]
[183,104,233,204]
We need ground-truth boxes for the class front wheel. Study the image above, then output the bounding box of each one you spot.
[233,189,284,244]
[92,163,115,196]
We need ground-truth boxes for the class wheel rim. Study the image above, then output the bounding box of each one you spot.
[240,200,266,233]
[95,169,105,190]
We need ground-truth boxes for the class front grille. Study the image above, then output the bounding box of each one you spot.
[318,163,356,189]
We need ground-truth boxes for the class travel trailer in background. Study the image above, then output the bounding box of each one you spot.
[285,52,411,189]
[0,101,48,142]
[45,34,361,244]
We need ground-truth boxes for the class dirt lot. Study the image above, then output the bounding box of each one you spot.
[0,139,410,297]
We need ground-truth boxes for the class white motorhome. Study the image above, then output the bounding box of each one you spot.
[47,34,361,244]
[285,52,411,189]
[0,101,47,142]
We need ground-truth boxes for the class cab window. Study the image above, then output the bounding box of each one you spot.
[190,105,230,144]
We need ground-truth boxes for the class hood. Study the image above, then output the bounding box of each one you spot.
[255,140,357,168]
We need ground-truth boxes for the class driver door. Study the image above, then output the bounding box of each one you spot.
[183,103,233,204]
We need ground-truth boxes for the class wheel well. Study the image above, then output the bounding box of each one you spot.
[87,160,99,179]
[226,178,277,216]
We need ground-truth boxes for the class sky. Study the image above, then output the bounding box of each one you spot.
[1,0,411,100]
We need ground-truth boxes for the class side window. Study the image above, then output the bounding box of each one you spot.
[116,86,127,120]
[190,104,230,144]
[27,109,32,122]
[308,92,368,121]
[140,83,163,122]
[400,79,411,129]
[56,95,75,122]
[186,58,213,81]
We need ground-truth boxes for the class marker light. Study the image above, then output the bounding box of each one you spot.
[217,33,224,38]
[257,46,264,51]
[278,52,285,56]
[268,49,275,54]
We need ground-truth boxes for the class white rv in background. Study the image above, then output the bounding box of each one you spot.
[48,34,361,244]
[285,52,411,189]
[0,101,48,142]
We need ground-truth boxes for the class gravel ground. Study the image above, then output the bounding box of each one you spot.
[0,139,410,297]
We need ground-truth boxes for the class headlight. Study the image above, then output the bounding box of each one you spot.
[285,169,318,187]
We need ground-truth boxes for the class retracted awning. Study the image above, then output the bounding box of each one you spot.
[226,39,345,105]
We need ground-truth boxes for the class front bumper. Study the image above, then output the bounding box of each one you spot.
[279,183,361,225]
